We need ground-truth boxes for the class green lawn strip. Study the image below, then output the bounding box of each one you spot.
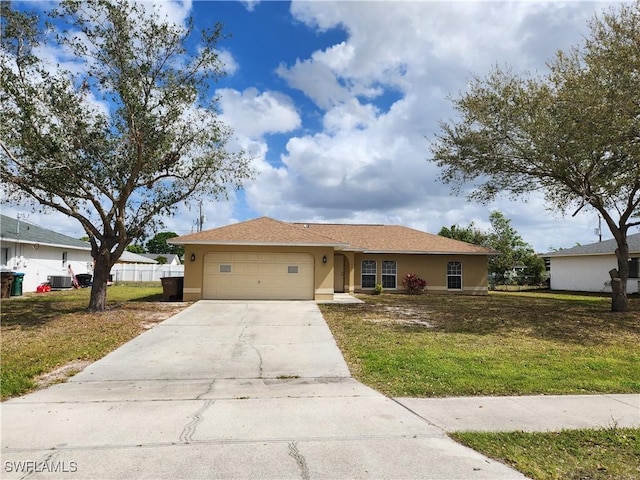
[320,293,640,397]
[1,286,164,399]
[451,427,640,480]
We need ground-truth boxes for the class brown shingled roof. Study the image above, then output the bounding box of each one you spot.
[172,217,493,254]
[170,217,345,246]
[293,223,493,254]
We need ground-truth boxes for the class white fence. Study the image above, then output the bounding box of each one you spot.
[110,264,184,282]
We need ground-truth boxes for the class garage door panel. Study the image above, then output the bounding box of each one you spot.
[203,252,314,300]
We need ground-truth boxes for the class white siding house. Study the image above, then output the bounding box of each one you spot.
[543,233,640,294]
[0,214,93,293]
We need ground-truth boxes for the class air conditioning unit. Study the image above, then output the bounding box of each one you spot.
[48,275,72,289]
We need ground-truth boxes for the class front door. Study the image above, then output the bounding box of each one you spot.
[334,254,345,293]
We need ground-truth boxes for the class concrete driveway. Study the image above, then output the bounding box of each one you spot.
[1,301,525,479]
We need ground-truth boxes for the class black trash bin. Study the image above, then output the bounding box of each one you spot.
[160,276,184,301]
[76,273,92,288]
[10,272,25,296]
[1,272,15,299]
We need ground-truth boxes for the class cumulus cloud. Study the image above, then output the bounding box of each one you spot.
[217,87,301,139]
[217,49,239,76]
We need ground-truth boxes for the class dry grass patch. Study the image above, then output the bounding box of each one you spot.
[1,285,189,399]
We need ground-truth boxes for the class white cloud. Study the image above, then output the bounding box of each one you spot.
[139,0,192,26]
[217,49,239,76]
[240,1,260,13]
[217,87,301,139]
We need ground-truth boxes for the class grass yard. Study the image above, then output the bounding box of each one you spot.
[0,285,188,400]
[451,427,640,480]
[319,291,640,397]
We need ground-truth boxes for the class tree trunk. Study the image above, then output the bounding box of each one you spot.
[609,271,627,312]
[610,243,629,312]
[600,214,630,313]
[88,252,112,312]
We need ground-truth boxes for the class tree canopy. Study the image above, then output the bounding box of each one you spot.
[146,232,184,256]
[0,0,253,311]
[431,1,640,311]
[438,222,488,246]
[439,211,545,286]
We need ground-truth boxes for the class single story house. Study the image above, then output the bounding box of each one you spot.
[170,217,494,302]
[0,214,93,293]
[138,253,182,265]
[543,232,640,293]
[117,251,159,264]
[110,250,158,283]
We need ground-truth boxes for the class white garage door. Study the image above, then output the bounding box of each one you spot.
[203,252,314,300]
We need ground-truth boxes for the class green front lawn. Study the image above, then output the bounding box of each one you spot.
[319,291,640,397]
[452,427,640,480]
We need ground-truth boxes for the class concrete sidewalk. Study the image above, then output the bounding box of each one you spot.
[396,394,639,432]
[1,301,525,479]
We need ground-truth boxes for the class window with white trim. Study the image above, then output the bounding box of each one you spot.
[382,260,397,289]
[361,260,376,288]
[447,261,462,289]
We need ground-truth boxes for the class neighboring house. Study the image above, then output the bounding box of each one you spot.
[116,251,158,264]
[138,253,182,265]
[170,216,494,302]
[0,214,92,293]
[543,233,640,293]
[111,250,157,282]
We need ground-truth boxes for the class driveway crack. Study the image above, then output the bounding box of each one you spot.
[179,399,214,444]
[288,441,311,480]
[239,325,263,378]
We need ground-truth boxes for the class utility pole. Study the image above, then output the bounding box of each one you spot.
[197,201,206,233]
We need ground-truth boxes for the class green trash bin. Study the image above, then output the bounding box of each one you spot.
[10,272,25,296]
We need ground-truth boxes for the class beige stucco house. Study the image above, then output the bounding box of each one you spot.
[170,217,493,302]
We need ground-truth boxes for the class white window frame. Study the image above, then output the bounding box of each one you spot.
[361,260,377,289]
[381,260,397,289]
[447,261,462,290]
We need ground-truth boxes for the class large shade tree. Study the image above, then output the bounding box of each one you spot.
[0,1,253,311]
[431,2,640,311]
[439,211,545,286]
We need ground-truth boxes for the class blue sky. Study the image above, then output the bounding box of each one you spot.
[4,0,635,252]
